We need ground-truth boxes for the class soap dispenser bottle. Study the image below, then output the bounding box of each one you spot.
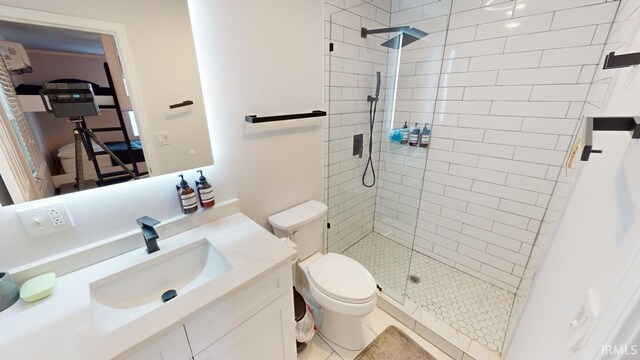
[409,123,420,146]
[401,121,409,144]
[195,170,215,209]
[419,123,431,148]
[176,175,198,214]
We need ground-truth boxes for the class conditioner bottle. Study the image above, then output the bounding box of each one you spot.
[195,170,215,209]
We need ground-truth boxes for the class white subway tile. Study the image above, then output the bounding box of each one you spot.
[444,186,500,208]
[506,173,556,194]
[426,213,464,232]
[477,156,548,178]
[513,147,567,166]
[446,26,478,44]
[499,199,546,220]
[513,0,605,18]
[462,224,522,252]
[551,2,619,30]
[491,101,570,118]
[480,264,521,287]
[441,58,471,73]
[457,114,523,131]
[437,227,488,251]
[539,45,605,67]
[464,85,532,101]
[428,148,479,166]
[449,4,513,29]
[439,71,499,87]
[434,245,483,271]
[422,191,468,211]
[492,222,537,243]
[530,84,590,101]
[467,203,530,229]
[425,170,474,190]
[484,130,559,149]
[441,207,494,231]
[452,0,482,13]
[505,26,597,53]
[444,38,507,59]
[458,245,514,272]
[435,100,492,115]
[472,180,539,204]
[497,67,582,85]
[449,164,507,184]
[469,51,543,71]
[432,126,485,141]
[476,13,553,40]
[453,140,516,159]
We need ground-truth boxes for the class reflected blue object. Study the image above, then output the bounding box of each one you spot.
[389,129,403,143]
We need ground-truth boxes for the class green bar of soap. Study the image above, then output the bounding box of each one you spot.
[20,272,56,303]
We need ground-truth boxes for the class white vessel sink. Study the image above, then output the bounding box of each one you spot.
[89,238,232,332]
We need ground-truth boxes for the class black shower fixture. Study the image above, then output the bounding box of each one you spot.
[361,26,429,49]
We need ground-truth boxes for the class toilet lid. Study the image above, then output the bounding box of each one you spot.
[307,253,376,304]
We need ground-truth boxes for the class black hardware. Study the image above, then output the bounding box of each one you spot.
[353,134,364,158]
[361,26,410,38]
[603,51,640,70]
[327,222,331,229]
[169,100,194,109]
[137,216,161,254]
[245,110,327,124]
[376,284,382,292]
[161,289,177,303]
[329,43,334,52]
[581,117,640,161]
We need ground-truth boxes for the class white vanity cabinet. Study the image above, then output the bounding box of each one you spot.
[119,264,296,360]
[116,325,192,360]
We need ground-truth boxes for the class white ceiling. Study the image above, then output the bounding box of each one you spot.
[0,20,104,55]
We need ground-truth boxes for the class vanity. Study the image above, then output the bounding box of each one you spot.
[0,203,298,360]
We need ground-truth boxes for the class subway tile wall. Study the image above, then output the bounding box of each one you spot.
[400,0,618,293]
[324,0,392,253]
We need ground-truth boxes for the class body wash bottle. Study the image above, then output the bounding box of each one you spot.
[401,122,409,144]
[177,175,198,214]
[409,123,420,146]
[195,170,215,209]
[419,123,431,148]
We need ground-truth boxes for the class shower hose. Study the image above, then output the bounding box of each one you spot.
[362,99,377,188]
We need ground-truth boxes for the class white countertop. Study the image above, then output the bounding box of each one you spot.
[0,212,296,360]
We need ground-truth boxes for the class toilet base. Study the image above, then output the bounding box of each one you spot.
[318,310,366,351]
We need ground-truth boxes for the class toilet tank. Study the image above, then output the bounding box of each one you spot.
[268,200,328,259]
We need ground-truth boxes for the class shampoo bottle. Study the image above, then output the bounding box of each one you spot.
[176,175,198,214]
[409,123,420,146]
[401,121,409,144]
[195,170,215,209]
[419,123,431,148]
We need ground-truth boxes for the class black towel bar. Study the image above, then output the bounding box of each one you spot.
[245,110,327,123]
[603,51,640,69]
[169,100,194,109]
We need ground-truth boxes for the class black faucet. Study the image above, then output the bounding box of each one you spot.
[136,216,161,254]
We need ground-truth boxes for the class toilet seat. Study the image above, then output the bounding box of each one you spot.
[306,253,376,304]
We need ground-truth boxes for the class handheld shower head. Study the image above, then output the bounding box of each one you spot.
[375,71,381,98]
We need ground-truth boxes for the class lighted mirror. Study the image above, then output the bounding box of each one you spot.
[0,3,213,206]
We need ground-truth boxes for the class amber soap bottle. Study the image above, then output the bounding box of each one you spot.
[195,170,215,209]
[176,174,198,214]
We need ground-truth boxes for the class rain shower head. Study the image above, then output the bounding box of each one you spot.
[381,28,428,49]
[361,26,429,49]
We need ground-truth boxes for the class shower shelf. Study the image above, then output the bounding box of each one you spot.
[245,110,327,123]
[603,51,640,69]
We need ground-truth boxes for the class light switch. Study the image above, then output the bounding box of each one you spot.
[17,201,75,238]
[155,131,171,146]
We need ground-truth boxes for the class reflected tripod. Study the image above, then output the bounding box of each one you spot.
[70,116,138,191]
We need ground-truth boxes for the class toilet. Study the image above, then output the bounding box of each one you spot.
[269,200,377,351]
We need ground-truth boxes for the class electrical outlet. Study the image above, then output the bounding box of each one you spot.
[17,201,75,238]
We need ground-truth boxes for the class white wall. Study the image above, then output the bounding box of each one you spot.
[187,0,324,228]
[506,0,640,358]
[0,0,324,270]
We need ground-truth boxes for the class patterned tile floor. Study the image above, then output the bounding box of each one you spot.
[343,232,515,354]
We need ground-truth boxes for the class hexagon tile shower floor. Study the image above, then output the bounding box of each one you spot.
[344,232,514,353]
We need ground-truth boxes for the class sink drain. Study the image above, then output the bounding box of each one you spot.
[408,275,421,284]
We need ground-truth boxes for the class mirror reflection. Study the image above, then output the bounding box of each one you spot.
[0,18,212,206]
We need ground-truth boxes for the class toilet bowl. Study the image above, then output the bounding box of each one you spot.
[269,200,377,351]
